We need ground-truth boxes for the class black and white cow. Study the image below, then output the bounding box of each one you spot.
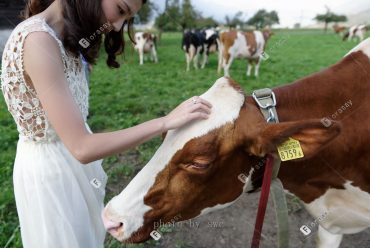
[181,29,219,71]
[201,29,219,68]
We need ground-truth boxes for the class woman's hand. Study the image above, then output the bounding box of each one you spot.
[162,96,213,131]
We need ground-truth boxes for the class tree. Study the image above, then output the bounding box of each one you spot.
[155,0,202,31]
[154,0,217,31]
[247,9,280,29]
[265,10,279,27]
[225,11,245,29]
[180,0,199,30]
[135,0,154,24]
[314,6,347,33]
[196,17,218,28]
[154,0,181,32]
[154,0,182,42]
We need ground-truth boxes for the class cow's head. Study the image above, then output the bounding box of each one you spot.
[134,32,155,51]
[102,77,341,243]
[262,29,274,41]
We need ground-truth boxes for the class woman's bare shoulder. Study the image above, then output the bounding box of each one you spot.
[23,31,64,71]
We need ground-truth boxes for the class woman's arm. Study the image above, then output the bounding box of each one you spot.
[24,32,212,164]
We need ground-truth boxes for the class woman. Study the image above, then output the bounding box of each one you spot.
[0,0,212,247]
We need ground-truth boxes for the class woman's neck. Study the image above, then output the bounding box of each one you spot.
[35,0,64,39]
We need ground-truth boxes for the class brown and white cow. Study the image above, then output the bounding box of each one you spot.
[343,25,368,42]
[218,30,273,78]
[134,32,158,65]
[102,38,370,247]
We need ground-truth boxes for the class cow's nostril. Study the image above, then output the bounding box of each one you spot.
[105,219,123,232]
[110,222,123,234]
[101,209,124,232]
[111,222,123,232]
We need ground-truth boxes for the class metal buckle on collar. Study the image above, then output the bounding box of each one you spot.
[252,90,276,109]
[252,89,278,123]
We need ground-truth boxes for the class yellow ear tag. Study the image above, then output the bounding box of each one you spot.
[277,137,304,161]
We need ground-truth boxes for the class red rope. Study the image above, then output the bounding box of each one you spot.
[251,154,275,248]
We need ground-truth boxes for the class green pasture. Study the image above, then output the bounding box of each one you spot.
[0,30,368,247]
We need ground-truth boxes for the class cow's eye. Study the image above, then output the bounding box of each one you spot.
[189,162,210,170]
[180,156,214,172]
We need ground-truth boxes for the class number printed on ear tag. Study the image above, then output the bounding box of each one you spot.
[277,137,304,161]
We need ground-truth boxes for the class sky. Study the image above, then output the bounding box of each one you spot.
[153,0,370,28]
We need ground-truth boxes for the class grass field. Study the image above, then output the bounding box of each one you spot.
[0,30,368,247]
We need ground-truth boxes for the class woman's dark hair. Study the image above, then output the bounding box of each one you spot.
[23,0,146,68]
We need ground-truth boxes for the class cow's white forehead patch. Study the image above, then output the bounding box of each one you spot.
[106,77,245,240]
[166,77,244,148]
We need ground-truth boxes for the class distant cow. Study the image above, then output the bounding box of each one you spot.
[343,25,368,42]
[201,29,219,68]
[102,38,370,248]
[333,24,346,34]
[182,29,219,71]
[218,30,273,78]
[134,32,158,65]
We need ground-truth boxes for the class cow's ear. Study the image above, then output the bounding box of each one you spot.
[249,119,341,159]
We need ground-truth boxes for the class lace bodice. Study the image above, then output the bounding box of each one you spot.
[1,17,89,143]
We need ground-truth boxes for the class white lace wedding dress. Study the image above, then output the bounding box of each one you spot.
[1,16,108,248]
